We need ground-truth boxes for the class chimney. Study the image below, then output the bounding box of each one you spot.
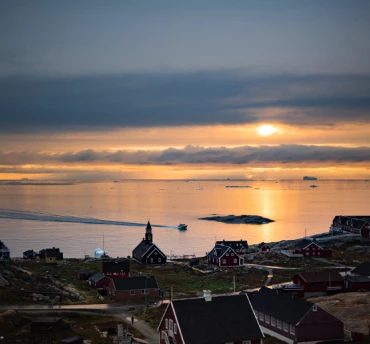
[203,290,212,302]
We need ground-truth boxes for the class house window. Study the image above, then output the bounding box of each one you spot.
[290,325,295,335]
[313,305,317,312]
[162,331,167,340]
[150,258,153,263]
[277,319,282,329]
[165,319,168,329]
[233,259,237,263]
[259,312,264,321]
[174,323,177,334]
[226,253,229,256]
[265,314,270,324]
[231,253,234,256]
[158,258,161,262]
[130,290,135,295]
[271,316,276,327]
[141,289,148,295]
[283,322,289,332]
[222,259,226,264]
[169,319,173,331]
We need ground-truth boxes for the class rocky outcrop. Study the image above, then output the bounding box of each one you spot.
[199,214,274,224]
[0,310,27,334]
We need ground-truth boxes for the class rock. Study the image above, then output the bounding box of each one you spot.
[199,214,274,225]
[0,274,9,286]
[0,310,26,334]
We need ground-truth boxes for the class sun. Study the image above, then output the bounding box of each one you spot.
[257,124,277,136]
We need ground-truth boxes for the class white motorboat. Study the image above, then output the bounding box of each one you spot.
[178,223,188,230]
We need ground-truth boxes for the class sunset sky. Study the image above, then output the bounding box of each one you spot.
[1,0,370,180]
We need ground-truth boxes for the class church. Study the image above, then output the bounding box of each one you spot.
[132,221,167,265]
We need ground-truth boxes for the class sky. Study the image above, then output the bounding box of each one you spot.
[1,0,370,180]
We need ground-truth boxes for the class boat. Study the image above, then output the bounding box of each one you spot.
[310,184,318,188]
[177,224,188,230]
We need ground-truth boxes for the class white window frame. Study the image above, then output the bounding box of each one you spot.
[169,319,173,331]
[290,324,295,335]
[158,258,161,262]
[271,316,276,327]
[222,259,226,264]
[313,305,317,312]
[277,319,282,329]
[226,253,229,256]
[259,312,264,321]
[174,323,177,334]
[265,314,270,324]
[165,318,168,329]
[231,253,234,256]
[283,322,289,332]
[150,258,153,263]
[130,290,135,295]
[141,289,148,295]
[233,258,237,263]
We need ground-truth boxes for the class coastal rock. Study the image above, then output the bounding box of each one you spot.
[0,274,9,286]
[199,214,274,225]
[303,176,318,180]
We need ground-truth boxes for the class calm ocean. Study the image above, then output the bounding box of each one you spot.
[0,180,369,258]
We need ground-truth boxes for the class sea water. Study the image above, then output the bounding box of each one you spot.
[0,180,369,258]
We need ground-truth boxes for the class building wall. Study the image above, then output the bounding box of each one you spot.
[345,280,370,292]
[90,277,111,289]
[158,304,183,344]
[295,244,332,257]
[45,257,57,264]
[295,307,344,342]
[361,224,370,238]
[111,288,160,301]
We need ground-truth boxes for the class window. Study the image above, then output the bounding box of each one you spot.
[283,322,289,332]
[313,305,317,312]
[165,319,168,329]
[290,325,295,335]
[169,319,173,331]
[222,259,226,264]
[271,316,276,327]
[226,253,229,256]
[174,323,177,334]
[158,258,161,262]
[259,312,264,321]
[233,259,237,263]
[130,290,135,295]
[150,258,153,263]
[277,319,282,329]
[231,253,234,256]
[141,289,148,295]
[265,314,270,324]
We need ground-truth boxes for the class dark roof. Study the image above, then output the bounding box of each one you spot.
[103,260,130,273]
[0,241,9,250]
[352,219,367,229]
[171,294,263,344]
[89,272,107,282]
[113,276,158,291]
[352,262,370,276]
[23,249,34,256]
[46,248,60,257]
[345,275,370,283]
[295,271,344,283]
[295,239,322,249]
[251,286,313,324]
[257,242,270,248]
[133,239,154,258]
[215,240,248,250]
[207,244,231,259]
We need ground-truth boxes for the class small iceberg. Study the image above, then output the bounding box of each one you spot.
[94,248,108,258]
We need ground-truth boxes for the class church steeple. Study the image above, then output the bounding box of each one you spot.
[145,221,152,243]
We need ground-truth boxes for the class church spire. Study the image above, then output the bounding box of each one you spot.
[145,220,152,242]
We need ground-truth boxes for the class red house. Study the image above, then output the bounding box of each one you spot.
[292,271,344,297]
[157,291,264,344]
[331,215,370,237]
[345,275,370,292]
[88,272,111,289]
[294,239,332,257]
[102,259,130,279]
[251,286,344,344]
[257,242,270,252]
[207,244,244,267]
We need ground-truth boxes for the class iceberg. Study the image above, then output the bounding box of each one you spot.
[94,248,108,258]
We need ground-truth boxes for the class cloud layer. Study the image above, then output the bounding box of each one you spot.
[2,145,370,166]
[1,72,370,133]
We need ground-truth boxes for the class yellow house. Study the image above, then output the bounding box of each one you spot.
[45,247,63,264]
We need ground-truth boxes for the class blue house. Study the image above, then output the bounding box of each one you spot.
[0,240,10,260]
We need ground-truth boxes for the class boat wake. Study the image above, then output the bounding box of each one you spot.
[0,208,167,228]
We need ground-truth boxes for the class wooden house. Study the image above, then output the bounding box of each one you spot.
[292,271,344,297]
[351,262,370,277]
[345,275,370,292]
[102,259,130,278]
[132,221,166,265]
[38,249,46,259]
[257,242,271,252]
[251,286,344,344]
[45,247,64,264]
[215,239,248,254]
[0,240,10,260]
[331,215,370,237]
[76,270,92,280]
[107,276,160,301]
[206,243,244,267]
[157,291,264,344]
[88,272,111,289]
[23,249,37,259]
[294,239,332,257]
